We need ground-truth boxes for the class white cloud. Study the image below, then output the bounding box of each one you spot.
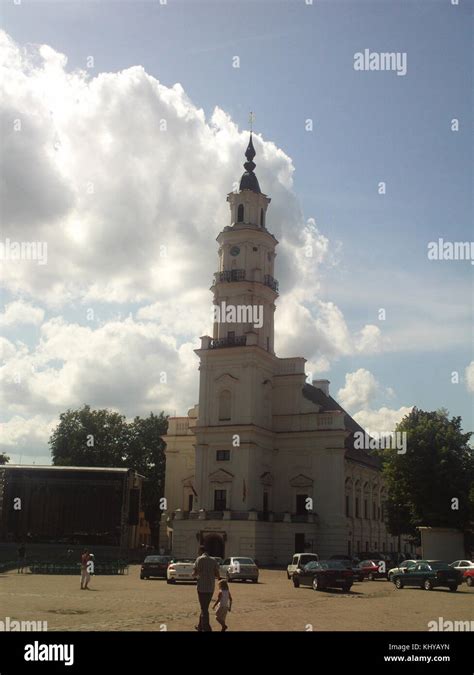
[465,361,474,393]
[0,30,306,308]
[0,414,55,447]
[337,368,380,410]
[337,369,411,434]
[0,316,198,418]
[0,300,45,327]
[353,406,413,435]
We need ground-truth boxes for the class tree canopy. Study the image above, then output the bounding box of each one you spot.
[380,408,474,537]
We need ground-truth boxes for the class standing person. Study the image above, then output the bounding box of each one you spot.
[212,579,232,632]
[17,543,26,573]
[80,549,91,590]
[192,545,220,632]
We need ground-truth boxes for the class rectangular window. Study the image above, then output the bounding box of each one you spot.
[216,450,230,461]
[296,494,308,515]
[364,499,368,519]
[355,498,359,518]
[187,493,193,512]
[214,489,227,511]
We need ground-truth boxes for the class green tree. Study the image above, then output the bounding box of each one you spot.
[0,452,10,465]
[124,412,167,547]
[50,405,128,467]
[49,405,168,547]
[380,408,474,538]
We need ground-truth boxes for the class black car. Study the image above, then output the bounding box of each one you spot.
[140,555,172,579]
[329,555,364,581]
[392,561,462,592]
[293,560,354,592]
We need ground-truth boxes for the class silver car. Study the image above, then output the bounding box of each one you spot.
[220,556,259,583]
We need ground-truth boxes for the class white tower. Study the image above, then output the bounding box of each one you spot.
[194,135,279,516]
[212,133,279,353]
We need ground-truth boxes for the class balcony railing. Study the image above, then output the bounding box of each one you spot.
[264,274,279,292]
[209,336,247,349]
[206,511,224,520]
[214,269,246,283]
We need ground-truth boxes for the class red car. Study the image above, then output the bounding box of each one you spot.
[357,559,386,581]
[462,569,474,587]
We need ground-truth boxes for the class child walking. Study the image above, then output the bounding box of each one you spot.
[212,579,232,631]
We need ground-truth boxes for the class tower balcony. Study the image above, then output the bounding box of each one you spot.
[214,269,246,283]
[263,274,279,292]
[209,335,247,349]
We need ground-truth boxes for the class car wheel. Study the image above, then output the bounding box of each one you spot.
[342,584,351,593]
[293,577,300,588]
[166,579,175,584]
[448,584,458,592]
[140,575,144,580]
[312,576,321,591]
[424,579,433,591]
[287,572,291,580]
[252,579,258,584]
[466,577,473,587]
[395,578,403,589]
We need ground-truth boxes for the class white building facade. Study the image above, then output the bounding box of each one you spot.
[160,136,409,564]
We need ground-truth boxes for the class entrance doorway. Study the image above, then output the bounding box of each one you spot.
[295,533,305,553]
[202,533,225,558]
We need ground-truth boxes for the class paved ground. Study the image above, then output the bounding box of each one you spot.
[1,567,473,632]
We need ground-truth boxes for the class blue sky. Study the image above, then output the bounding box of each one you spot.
[1,0,472,461]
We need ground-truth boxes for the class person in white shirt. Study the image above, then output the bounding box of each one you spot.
[212,579,233,632]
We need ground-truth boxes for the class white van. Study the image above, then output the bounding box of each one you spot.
[287,553,319,579]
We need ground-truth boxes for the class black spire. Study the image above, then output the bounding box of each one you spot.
[239,133,261,193]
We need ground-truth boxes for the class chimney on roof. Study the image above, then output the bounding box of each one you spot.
[312,379,330,396]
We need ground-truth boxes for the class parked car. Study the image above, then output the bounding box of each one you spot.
[293,560,353,592]
[287,553,319,579]
[220,557,259,583]
[329,555,364,581]
[166,558,196,584]
[387,559,418,582]
[462,569,474,587]
[450,560,474,572]
[357,559,386,581]
[140,555,172,579]
[392,561,462,591]
[351,564,366,582]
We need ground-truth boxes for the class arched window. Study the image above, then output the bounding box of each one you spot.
[260,208,264,227]
[237,204,244,222]
[218,390,231,421]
